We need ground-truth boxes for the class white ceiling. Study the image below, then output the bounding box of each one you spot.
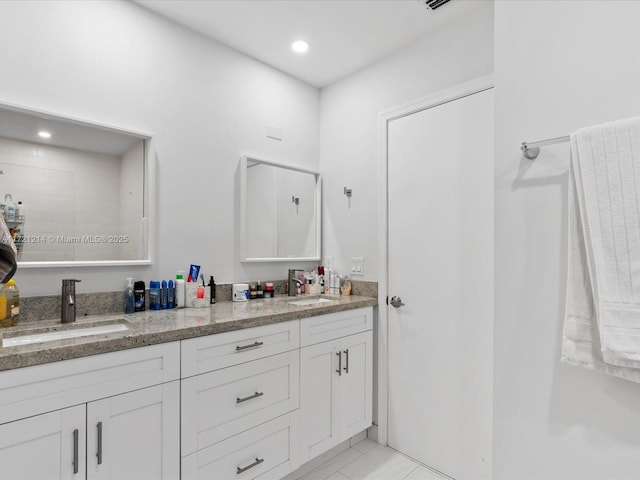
[135,0,487,88]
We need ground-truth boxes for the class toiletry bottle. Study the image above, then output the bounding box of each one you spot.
[257,281,263,298]
[0,279,19,327]
[176,271,186,308]
[0,293,6,327]
[149,281,160,310]
[134,281,146,311]
[299,273,306,294]
[161,280,168,309]
[209,276,216,304]
[15,201,23,220]
[249,283,257,300]
[168,280,175,309]
[124,277,135,314]
[4,194,15,222]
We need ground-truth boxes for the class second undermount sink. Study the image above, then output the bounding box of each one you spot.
[288,297,334,306]
[1,319,133,348]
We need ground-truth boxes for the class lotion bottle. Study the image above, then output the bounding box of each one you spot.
[176,271,186,308]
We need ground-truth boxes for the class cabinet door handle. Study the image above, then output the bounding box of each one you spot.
[97,421,103,465]
[235,341,264,352]
[72,428,79,474]
[343,349,349,374]
[236,391,264,403]
[336,351,342,376]
[236,457,264,475]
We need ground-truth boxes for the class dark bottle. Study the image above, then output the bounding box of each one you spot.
[134,281,146,312]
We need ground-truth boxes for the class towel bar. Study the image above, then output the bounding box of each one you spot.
[521,135,570,159]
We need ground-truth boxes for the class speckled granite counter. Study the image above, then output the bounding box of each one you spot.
[0,295,377,372]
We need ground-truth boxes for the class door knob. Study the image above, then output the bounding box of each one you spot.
[390,296,405,308]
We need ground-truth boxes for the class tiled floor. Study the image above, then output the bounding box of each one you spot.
[297,439,446,480]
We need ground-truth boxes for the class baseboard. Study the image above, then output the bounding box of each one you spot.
[367,424,379,444]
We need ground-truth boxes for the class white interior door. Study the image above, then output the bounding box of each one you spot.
[387,88,494,479]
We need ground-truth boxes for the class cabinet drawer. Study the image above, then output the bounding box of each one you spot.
[300,307,372,347]
[181,412,299,480]
[0,342,180,425]
[181,320,299,378]
[181,351,299,456]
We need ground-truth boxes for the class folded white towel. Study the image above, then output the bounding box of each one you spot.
[0,215,17,283]
[562,117,640,382]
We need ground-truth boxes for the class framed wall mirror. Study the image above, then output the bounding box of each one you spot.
[0,102,153,267]
[240,155,321,262]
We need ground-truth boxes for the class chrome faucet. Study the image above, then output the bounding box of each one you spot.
[288,269,303,296]
[61,279,81,323]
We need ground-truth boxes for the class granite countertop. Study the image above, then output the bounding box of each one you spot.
[0,295,377,372]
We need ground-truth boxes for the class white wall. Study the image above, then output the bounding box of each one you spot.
[0,0,319,296]
[319,3,494,280]
[494,1,640,478]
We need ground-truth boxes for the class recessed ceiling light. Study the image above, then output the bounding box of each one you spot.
[291,40,310,54]
[38,131,51,139]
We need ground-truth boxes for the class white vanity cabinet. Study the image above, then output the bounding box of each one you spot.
[0,404,87,480]
[0,342,181,480]
[180,320,301,480]
[299,308,373,464]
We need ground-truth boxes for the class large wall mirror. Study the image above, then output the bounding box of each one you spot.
[0,102,153,267]
[240,155,321,262]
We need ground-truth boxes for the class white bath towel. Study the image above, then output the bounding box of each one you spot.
[562,117,640,382]
[0,215,17,283]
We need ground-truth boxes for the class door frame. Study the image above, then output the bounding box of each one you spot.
[375,74,494,446]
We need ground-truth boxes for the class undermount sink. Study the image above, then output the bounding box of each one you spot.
[1,319,133,348]
[288,297,334,306]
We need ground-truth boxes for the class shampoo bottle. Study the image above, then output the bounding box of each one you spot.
[124,278,135,314]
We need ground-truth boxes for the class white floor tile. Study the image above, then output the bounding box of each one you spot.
[402,466,446,480]
[298,448,363,480]
[325,472,350,480]
[351,438,378,455]
[339,444,418,480]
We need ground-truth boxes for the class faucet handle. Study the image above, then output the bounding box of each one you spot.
[62,279,82,286]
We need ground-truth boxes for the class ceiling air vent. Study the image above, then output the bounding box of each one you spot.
[423,0,452,11]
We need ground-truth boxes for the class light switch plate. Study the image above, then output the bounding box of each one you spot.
[350,257,364,276]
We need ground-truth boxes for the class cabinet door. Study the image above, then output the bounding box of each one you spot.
[87,381,180,480]
[299,339,340,463]
[0,404,86,480]
[339,331,373,439]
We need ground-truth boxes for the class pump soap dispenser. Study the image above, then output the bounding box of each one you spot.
[124,278,135,314]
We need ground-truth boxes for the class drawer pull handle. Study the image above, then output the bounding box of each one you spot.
[344,349,349,374]
[236,391,264,403]
[72,428,79,474]
[336,351,342,376]
[97,421,103,465]
[236,457,264,475]
[236,341,264,352]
